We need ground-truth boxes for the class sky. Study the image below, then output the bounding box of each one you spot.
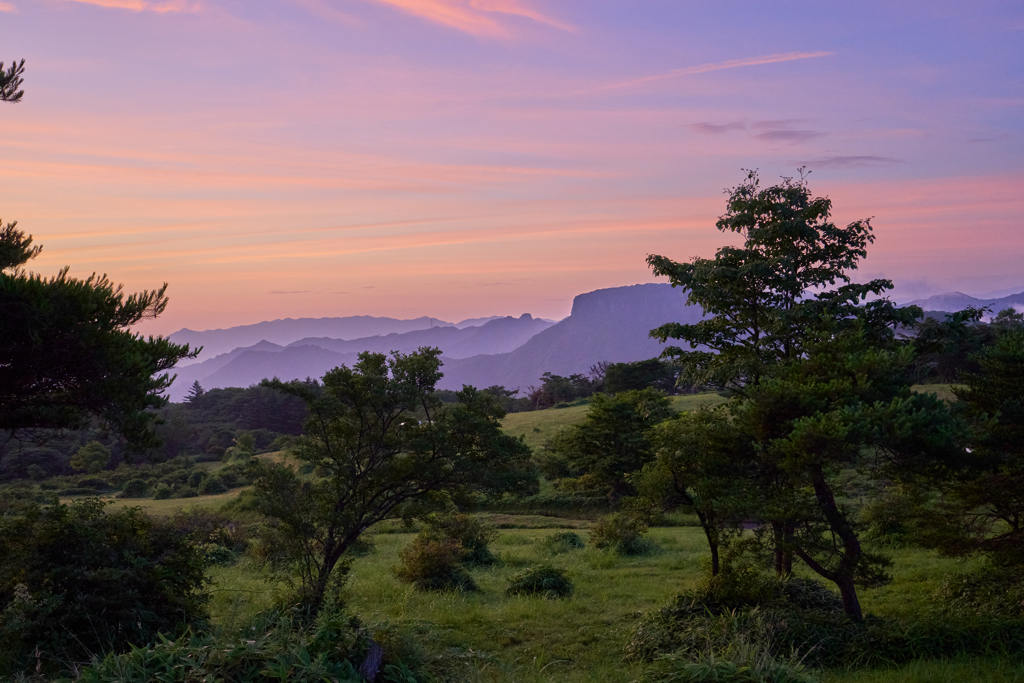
[3,0,1023,335]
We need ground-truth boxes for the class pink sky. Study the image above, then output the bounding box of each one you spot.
[3,0,1023,334]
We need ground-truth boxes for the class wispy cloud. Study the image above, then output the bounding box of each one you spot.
[594,51,834,92]
[0,3,17,13]
[798,155,901,169]
[57,0,200,13]
[360,0,573,36]
[752,119,825,144]
[268,290,313,294]
[690,121,746,135]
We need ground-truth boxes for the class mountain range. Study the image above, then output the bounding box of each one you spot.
[906,290,1024,315]
[164,283,703,401]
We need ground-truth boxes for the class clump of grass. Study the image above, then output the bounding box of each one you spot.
[590,513,659,556]
[505,564,574,599]
[540,530,585,554]
[394,538,477,592]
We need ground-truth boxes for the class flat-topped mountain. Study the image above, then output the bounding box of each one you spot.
[165,284,703,401]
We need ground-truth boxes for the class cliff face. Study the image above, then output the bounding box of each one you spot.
[166,283,705,401]
[437,284,704,392]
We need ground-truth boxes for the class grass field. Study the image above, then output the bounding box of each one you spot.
[207,522,1022,683]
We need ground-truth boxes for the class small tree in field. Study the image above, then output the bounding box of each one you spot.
[251,347,536,613]
[70,440,111,474]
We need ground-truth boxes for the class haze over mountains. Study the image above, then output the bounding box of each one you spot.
[164,283,1024,402]
[165,284,704,402]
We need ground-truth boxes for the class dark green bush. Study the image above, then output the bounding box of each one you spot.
[540,530,586,554]
[79,602,382,683]
[152,483,173,499]
[198,476,228,495]
[590,513,658,555]
[119,478,149,498]
[76,476,111,489]
[935,564,1024,619]
[187,470,208,488]
[505,564,574,599]
[0,499,208,677]
[176,486,200,498]
[394,538,477,592]
[419,512,498,566]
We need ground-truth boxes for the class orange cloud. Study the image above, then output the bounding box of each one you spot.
[593,51,835,92]
[0,3,17,13]
[360,0,572,36]
[57,0,200,12]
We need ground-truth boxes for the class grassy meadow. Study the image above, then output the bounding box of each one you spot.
[57,381,1017,681]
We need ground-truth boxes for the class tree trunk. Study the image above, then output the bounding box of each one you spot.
[809,465,865,621]
[836,572,863,621]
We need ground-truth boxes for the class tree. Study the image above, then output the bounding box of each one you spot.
[919,330,1024,566]
[0,59,24,103]
[250,348,537,613]
[0,222,197,451]
[643,405,749,575]
[69,440,111,474]
[540,388,674,503]
[647,169,918,394]
[645,172,953,620]
[604,358,681,394]
[185,380,206,404]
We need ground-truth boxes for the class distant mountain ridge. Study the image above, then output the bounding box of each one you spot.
[169,315,455,364]
[165,284,702,401]
[906,289,1024,314]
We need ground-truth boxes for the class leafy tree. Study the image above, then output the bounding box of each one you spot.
[604,358,682,394]
[645,172,954,620]
[541,388,674,503]
[643,406,749,575]
[647,169,918,394]
[527,371,599,409]
[729,329,959,619]
[0,59,24,103]
[69,440,111,474]
[250,348,536,613]
[0,222,197,451]
[0,499,208,676]
[918,330,1024,566]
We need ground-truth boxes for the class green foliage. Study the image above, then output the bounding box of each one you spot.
[394,537,478,592]
[505,564,574,599]
[251,348,536,612]
[152,482,173,499]
[642,650,819,683]
[199,475,229,495]
[0,499,209,677]
[540,530,585,554]
[590,512,658,555]
[605,358,684,395]
[934,564,1024,619]
[119,477,149,497]
[0,222,197,451]
[69,440,111,473]
[78,602,382,683]
[542,388,674,502]
[419,512,498,566]
[527,371,602,410]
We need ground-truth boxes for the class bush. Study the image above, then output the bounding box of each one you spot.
[540,530,586,554]
[120,478,149,498]
[81,602,378,683]
[153,483,173,499]
[0,499,208,677]
[394,538,477,592]
[505,564,574,599]
[419,512,498,566]
[188,470,207,488]
[935,564,1024,619]
[77,476,111,489]
[177,486,200,498]
[198,476,228,495]
[590,513,657,555]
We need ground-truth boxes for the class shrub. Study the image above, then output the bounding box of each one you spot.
[0,499,208,677]
[935,564,1024,619]
[80,602,375,683]
[505,564,574,599]
[540,530,586,554]
[120,478,149,498]
[152,483,173,499]
[394,538,477,592]
[177,486,200,498]
[77,476,111,489]
[188,470,207,488]
[198,476,228,495]
[590,512,657,555]
[420,512,498,565]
